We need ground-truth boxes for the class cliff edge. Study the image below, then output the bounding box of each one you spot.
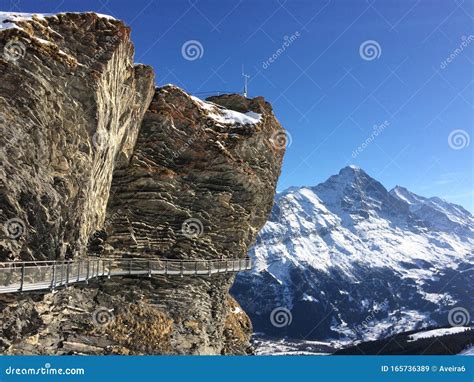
[0,12,285,354]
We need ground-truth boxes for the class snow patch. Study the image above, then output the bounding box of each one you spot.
[0,12,115,31]
[301,293,317,302]
[0,12,47,30]
[231,306,243,314]
[191,95,262,126]
[408,327,471,341]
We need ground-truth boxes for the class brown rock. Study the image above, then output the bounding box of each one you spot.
[0,13,155,261]
[0,14,286,355]
[105,85,285,260]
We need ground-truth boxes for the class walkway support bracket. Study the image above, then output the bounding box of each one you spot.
[20,263,25,292]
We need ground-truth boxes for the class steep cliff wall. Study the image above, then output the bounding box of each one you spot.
[105,85,284,260]
[0,13,155,261]
[101,86,285,353]
[0,13,285,355]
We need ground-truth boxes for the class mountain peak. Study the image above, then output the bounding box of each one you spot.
[340,164,363,173]
[235,167,474,344]
[347,164,361,170]
[336,165,371,183]
[309,166,404,217]
[389,185,420,205]
[390,186,474,229]
[326,165,375,188]
[392,185,408,192]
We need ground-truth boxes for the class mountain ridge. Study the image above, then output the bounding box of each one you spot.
[232,165,473,343]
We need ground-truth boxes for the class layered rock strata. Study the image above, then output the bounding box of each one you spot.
[0,12,286,354]
[0,13,155,261]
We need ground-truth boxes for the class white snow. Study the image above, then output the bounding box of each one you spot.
[390,186,474,231]
[231,306,243,314]
[248,166,474,282]
[301,293,317,302]
[190,95,262,126]
[252,337,336,356]
[239,166,474,342]
[0,12,47,30]
[408,327,471,341]
[0,11,115,30]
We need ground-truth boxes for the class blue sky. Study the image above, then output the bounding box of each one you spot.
[2,0,473,211]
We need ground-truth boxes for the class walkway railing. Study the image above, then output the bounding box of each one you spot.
[0,257,252,294]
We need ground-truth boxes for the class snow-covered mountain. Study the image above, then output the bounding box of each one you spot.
[232,166,474,342]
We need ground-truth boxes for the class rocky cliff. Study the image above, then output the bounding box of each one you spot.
[105,85,283,260]
[0,12,155,261]
[0,12,285,354]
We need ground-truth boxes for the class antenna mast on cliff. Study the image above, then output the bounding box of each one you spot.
[242,65,250,98]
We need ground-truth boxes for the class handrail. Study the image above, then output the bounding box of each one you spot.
[0,257,247,266]
[0,257,252,294]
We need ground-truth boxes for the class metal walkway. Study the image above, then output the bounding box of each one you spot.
[0,257,252,294]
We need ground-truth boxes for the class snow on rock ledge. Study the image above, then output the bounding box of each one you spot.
[191,95,262,126]
[0,12,115,30]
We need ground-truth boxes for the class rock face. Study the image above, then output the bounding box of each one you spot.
[0,13,155,261]
[105,85,284,260]
[100,86,285,354]
[0,13,286,355]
